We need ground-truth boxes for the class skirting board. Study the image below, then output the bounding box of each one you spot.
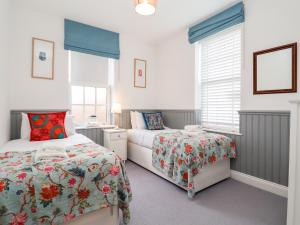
[230,170,288,198]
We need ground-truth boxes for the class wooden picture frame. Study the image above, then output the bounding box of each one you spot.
[134,58,147,88]
[32,37,55,80]
[253,43,297,94]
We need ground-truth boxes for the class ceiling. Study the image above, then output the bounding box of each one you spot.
[13,0,238,45]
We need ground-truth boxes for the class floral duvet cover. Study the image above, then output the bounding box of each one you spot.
[0,142,132,225]
[152,131,236,197]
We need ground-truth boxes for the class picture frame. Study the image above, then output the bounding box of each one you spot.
[253,42,297,94]
[134,58,147,88]
[32,37,55,80]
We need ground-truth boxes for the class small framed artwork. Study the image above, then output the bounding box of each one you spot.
[32,37,55,80]
[134,58,147,88]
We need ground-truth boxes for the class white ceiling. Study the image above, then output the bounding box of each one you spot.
[13,0,238,45]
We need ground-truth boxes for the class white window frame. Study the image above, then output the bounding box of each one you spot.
[195,24,243,133]
[68,50,114,126]
[71,84,111,126]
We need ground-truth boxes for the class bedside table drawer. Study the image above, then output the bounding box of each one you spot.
[110,132,127,141]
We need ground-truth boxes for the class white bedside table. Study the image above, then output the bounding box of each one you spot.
[104,129,127,161]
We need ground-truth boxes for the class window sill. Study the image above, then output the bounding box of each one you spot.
[202,128,243,136]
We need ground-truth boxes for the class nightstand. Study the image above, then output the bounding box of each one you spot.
[76,125,115,146]
[104,129,127,161]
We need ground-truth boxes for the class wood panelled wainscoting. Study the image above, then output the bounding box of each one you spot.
[10,109,289,190]
[231,111,290,187]
[120,109,201,129]
[119,109,290,188]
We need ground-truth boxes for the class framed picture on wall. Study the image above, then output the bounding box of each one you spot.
[253,42,297,94]
[32,37,55,80]
[134,58,147,88]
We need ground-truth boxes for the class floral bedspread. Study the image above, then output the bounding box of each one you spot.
[0,143,132,225]
[152,131,236,197]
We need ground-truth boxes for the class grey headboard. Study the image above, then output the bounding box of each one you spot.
[119,109,201,129]
[10,110,69,140]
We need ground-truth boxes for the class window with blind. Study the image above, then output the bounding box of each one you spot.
[71,86,108,126]
[197,25,241,132]
[69,51,113,126]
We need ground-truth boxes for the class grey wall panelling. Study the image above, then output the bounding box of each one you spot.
[10,110,109,146]
[10,109,69,140]
[76,128,104,146]
[120,109,290,186]
[10,109,290,186]
[230,111,290,187]
[120,109,201,129]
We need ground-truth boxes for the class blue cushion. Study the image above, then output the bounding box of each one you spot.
[142,112,165,130]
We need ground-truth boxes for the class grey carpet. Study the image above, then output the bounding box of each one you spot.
[123,161,287,225]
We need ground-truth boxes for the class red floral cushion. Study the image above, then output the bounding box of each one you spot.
[28,112,67,141]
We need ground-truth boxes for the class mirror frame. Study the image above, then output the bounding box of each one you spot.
[253,42,297,94]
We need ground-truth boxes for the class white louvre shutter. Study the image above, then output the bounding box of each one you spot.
[199,25,241,132]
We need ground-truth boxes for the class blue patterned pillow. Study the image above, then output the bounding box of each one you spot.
[142,112,165,130]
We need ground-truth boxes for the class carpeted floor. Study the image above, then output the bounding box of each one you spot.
[123,161,287,225]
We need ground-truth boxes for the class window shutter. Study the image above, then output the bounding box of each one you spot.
[199,26,241,131]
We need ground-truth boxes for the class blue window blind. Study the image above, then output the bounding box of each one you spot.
[64,19,120,59]
[188,2,244,44]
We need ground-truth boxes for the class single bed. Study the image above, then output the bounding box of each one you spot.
[0,134,125,225]
[1,110,132,225]
[127,129,234,197]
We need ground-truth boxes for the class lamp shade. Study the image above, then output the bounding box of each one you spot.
[111,103,122,114]
[134,0,157,16]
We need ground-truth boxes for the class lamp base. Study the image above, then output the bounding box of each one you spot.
[113,113,121,128]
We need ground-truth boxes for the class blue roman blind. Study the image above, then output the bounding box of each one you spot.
[188,2,244,44]
[64,19,120,59]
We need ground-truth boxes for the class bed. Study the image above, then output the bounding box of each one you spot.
[127,128,236,198]
[0,110,132,225]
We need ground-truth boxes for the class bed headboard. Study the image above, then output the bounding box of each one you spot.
[119,109,201,129]
[10,109,201,139]
[10,109,69,140]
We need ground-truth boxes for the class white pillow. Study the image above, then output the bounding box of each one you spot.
[130,111,137,129]
[21,113,31,140]
[20,113,75,140]
[135,112,147,129]
[65,115,75,136]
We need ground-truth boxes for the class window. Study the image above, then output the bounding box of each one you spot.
[197,25,242,132]
[69,51,113,126]
[71,86,109,126]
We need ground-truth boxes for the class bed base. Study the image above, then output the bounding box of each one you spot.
[66,206,119,225]
[128,142,230,195]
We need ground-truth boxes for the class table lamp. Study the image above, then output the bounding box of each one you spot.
[111,103,122,127]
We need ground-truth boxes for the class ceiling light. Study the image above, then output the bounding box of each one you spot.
[134,0,157,16]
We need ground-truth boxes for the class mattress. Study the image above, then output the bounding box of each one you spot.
[127,129,179,149]
[0,133,92,152]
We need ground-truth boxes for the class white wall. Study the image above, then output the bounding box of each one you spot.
[156,31,196,109]
[8,0,300,114]
[8,4,162,112]
[115,34,160,109]
[0,0,10,145]
[155,0,300,111]
[9,6,70,110]
[241,0,300,110]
